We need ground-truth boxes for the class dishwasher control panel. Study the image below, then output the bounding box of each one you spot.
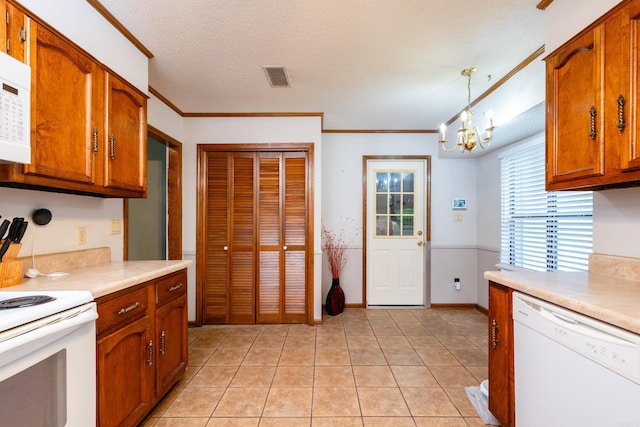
[512,292,640,385]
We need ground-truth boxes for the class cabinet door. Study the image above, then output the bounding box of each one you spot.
[96,316,154,427]
[26,23,103,186]
[156,293,188,398]
[4,1,28,62]
[488,282,514,427]
[104,73,147,195]
[546,24,605,188]
[615,0,640,173]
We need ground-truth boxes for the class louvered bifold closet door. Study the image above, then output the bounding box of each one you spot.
[229,153,257,323]
[283,153,308,323]
[203,152,256,324]
[256,152,307,323]
[204,152,229,323]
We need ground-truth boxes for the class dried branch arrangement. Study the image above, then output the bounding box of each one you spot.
[321,220,357,279]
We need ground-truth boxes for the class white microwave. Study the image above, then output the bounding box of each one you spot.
[0,51,30,164]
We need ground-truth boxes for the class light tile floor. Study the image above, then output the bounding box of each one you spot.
[141,308,489,426]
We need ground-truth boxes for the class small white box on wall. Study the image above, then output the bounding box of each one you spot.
[452,198,467,210]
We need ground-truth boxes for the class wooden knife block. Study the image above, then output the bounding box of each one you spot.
[0,242,23,288]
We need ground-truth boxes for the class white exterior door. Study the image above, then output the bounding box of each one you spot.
[366,159,428,306]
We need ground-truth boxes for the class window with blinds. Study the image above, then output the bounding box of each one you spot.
[500,137,593,271]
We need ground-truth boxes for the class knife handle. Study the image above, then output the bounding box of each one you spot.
[14,221,28,243]
[0,219,9,240]
[0,238,12,262]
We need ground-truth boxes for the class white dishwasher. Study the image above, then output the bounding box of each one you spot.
[512,291,640,427]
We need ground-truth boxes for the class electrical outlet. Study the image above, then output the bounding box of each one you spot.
[78,227,87,245]
[110,219,122,235]
[454,277,461,291]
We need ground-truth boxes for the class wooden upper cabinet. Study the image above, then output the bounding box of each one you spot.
[26,23,103,187]
[0,8,147,197]
[546,24,605,187]
[546,0,640,190]
[617,1,640,172]
[103,73,147,195]
[4,0,28,62]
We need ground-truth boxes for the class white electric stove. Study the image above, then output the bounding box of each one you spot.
[0,289,94,333]
[0,289,98,426]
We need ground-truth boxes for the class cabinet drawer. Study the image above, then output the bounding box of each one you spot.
[156,270,187,307]
[97,286,150,336]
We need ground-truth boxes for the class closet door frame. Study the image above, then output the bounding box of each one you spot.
[195,143,315,326]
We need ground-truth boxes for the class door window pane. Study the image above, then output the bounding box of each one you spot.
[374,169,416,237]
[376,172,388,191]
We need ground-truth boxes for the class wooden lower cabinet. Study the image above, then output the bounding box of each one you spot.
[488,281,515,426]
[96,269,188,427]
[97,315,154,427]
[155,272,188,398]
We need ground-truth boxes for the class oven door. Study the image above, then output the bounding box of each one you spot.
[0,302,98,427]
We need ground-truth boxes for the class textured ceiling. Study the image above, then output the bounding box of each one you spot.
[96,0,546,146]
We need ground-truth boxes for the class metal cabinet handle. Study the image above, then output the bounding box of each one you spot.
[147,340,153,366]
[160,331,166,356]
[109,134,115,159]
[117,301,140,315]
[617,94,626,132]
[92,128,99,154]
[491,319,499,349]
[169,282,182,292]
[589,106,597,140]
[19,26,26,43]
[417,240,424,246]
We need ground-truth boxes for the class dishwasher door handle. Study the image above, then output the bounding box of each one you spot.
[540,306,636,348]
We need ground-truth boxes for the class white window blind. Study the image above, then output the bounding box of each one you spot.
[500,138,593,271]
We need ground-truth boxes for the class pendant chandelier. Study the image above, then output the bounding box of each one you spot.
[439,67,495,153]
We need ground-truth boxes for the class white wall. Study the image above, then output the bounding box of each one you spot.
[545,0,623,55]
[182,116,323,321]
[148,95,184,142]
[18,0,148,93]
[0,187,123,262]
[321,132,480,306]
[475,146,502,309]
[593,188,640,258]
[7,0,640,320]
[0,0,150,265]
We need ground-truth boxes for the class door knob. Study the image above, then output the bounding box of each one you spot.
[417,241,424,246]
[283,245,288,251]
[223,246,229,251]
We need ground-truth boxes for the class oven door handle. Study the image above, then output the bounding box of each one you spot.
[0,303,97,362]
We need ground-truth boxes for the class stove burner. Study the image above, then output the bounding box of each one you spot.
[0,295,56,309]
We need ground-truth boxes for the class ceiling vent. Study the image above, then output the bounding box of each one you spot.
[263,66,291,87]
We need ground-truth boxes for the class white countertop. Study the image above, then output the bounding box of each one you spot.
[484,268,640,335]
[0,260,192,299]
